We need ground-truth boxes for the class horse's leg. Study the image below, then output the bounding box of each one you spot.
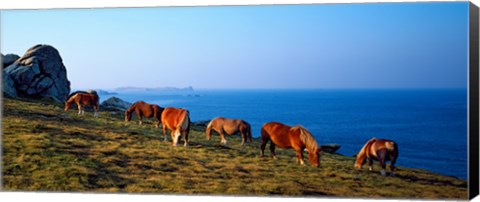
[77,104,82,115]
[156,119,161,128]
[138,114,143,125]
[296,149,305,166]
[184,129,189,147]
[389,153,397,177]
[240,131,246,146]
[378,152,387,176]
[219,130,227,145]
[270,142,277,160]
[368,158,374,171]
[260,139,268,158]
[379,162,387,176]
[162,125,168,142]
[93,105,99,118]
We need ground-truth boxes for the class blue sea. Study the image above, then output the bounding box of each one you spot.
[101,89,468,179]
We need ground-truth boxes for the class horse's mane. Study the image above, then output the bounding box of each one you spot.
[293,126,319,152]
[207,117,222,129]
[358,138,377,158]
[126,101,142,113]
[66,90,99,102]
[66,93,80,103]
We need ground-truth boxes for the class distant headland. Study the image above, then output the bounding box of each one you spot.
[113,86,194,92]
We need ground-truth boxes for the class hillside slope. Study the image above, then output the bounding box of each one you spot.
[1,98,468,199]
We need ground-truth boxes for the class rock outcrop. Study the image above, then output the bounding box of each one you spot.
[2,53,20,68]
[2,72,17,97]
[3,45,71,102]
[100,96,132,111]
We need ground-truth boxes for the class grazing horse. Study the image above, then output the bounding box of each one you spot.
[206,117,252,145]
[64,91,99,118]
[354,138,399,176]
[260,122,321,167]
[161,107,190,147]
[125,101,164,127]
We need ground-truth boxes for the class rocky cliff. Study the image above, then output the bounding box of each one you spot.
[2,45,71,102]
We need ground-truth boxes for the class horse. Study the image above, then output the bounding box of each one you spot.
[125,101,164,127]
[206,117,252,145]
[64,90,100,118]
[260,122,321,167]
[354,138,399,176]
[161,107,190,147]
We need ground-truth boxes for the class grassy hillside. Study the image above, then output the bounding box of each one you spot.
[1,97,468,199]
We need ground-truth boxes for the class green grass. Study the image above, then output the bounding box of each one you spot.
[1,97,468,199]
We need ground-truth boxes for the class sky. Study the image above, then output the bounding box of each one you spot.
[0,2,470,90]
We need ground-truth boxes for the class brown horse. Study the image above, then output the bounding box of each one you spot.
[354,138,399,176]
[125,101,164,127]
[206,117,252,145]
[161,107,190,147]
[64,91,99,118]
[260,122,321,167]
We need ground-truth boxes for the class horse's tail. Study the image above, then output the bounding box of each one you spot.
[173,109,190,146]
[385,140,397,152]
[185,110,191,133]
[177,109,190,132]
[246,122,253,143]
[87,90,100,108]
[260,124,270,142]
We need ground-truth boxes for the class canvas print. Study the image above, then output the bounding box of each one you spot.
[1,2,477,200]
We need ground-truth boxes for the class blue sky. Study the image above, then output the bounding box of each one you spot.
[1,2,469,89]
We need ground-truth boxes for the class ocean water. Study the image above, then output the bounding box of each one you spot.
[102,89,468,179]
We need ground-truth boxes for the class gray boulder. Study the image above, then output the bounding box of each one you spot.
[2,53,20,68]
[2,72,17,97]
[3,45,71,102]
[100,96,132,111]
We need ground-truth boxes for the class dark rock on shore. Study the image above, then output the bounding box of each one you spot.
[2,53,20,68]
[321,144,341,154]
[100,96,132,111]
[2,44,71,102]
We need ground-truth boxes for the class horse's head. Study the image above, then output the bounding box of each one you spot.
[125,110,132,123]
[354,138,376,169]
[354,152,366,169]
[205,120,213,140]
[308,147,321,167]
[64,101,70,111]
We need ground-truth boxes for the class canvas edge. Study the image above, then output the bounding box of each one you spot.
[469,1,480,200]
